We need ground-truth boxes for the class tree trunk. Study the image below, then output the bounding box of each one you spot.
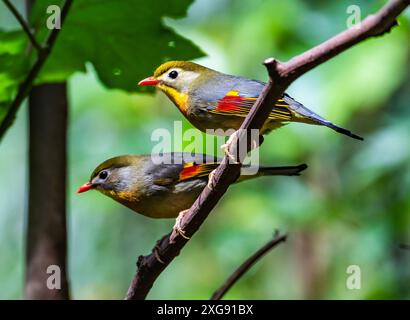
[25,83,70,299]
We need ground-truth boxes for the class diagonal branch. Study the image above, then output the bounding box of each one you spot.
[125,0,409,300]
[2,0,42,52]
[210,231,287,300]
[0,0,73,142]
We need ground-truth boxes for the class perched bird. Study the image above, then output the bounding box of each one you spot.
[77,153,307,238]
[139,61,363,141]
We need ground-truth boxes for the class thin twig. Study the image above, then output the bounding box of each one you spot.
[0,0,73,141]
[125,0,409,300]
[211,232,287,300]
[399,243,410,250]
[2,0,42,51]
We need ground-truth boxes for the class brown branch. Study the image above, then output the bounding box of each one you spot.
[210,232,287,300]
[2,0,42,51]
[125,0,409,300]
[0,0,73,142]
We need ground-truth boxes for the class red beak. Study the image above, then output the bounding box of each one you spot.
[138,76,159,86]
[77,182,94,194]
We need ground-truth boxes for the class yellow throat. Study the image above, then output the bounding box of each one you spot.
[158,84,189,113]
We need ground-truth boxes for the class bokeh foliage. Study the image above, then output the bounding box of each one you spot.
[0,0,409,299]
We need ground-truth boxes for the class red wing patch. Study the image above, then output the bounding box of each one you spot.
[179,163,219,182]
[214,90,255,114]
[212,90,292,121]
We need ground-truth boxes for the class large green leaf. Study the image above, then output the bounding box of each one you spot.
[0,0,204,129]
[0,30,30,109]
[30,0,204,90]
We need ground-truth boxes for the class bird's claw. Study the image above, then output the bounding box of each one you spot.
[252,137,259,149]
[221,131,239,164]
[207,169,217,190]
[170,209,190,243]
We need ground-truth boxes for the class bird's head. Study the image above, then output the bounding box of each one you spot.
[77,156,144,202]
[138,61,214,110]
[139,61,210,92]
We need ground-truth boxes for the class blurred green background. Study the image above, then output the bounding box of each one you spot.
[0,0,410,299]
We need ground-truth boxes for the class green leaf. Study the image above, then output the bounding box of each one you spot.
[0,0,203,135]
[0,31,30,120]
[0,30,27,55]
[30,0,205,91]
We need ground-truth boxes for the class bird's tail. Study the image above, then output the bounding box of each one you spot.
[282,94,363,141]
[317,119,364,141]
[238,164,307,182]
[259,164,308,176]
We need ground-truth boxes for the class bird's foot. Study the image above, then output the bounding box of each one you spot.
[252,136,260,149]
[170,209,190,243]
[207,169,217,190]
[221,131,239,164]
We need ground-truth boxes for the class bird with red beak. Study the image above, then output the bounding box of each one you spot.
[139,61,363,141]
[78,153,307,239]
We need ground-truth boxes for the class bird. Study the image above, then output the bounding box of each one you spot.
[77,153,307,240]
[138,61,363,141]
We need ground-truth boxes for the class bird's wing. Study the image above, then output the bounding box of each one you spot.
[177,162,220,182]
[152,153,220,186]
[208,89,292,121]
[202,77,363,140]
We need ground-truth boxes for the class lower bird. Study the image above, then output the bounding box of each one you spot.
[77,153,307,240]
[139,61,363,141]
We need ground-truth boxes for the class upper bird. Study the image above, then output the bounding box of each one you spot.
[139,61,363,140]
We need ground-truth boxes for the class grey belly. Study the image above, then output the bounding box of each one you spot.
[135,180,207,219]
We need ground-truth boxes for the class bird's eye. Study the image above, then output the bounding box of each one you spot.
[99,170,108,180]
[168,70,178,79]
